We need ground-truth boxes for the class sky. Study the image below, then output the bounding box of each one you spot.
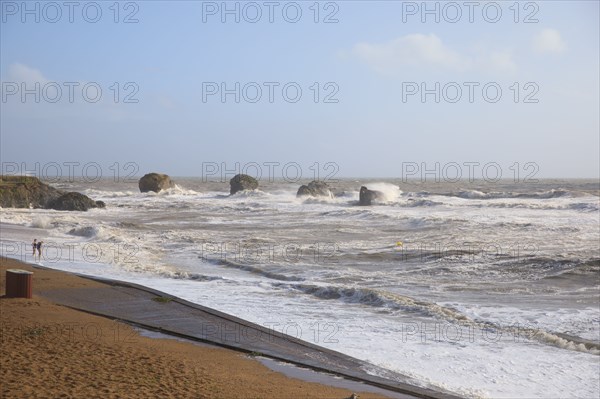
[1,0,599,180]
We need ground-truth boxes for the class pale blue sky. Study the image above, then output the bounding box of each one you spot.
[1,1,599,178]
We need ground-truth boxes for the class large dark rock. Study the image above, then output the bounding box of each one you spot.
[297,181,333,198]
[138,173,175,193]
[47,192,103,211]
[0,176,63,208]
[359,186,385,206]
[230,174,258,195]
[0,176,104,211]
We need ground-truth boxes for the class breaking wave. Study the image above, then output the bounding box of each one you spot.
[284,283,600,355]
[67,225,105,238]
[207,258,305,282]
[446,189,572,200]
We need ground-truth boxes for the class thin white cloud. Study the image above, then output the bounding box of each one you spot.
[5,63,49,84]
[532,29,567,54]
[351,33,516,75]
[353,33,469,73]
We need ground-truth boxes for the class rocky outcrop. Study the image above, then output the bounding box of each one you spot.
[230,174,258,195]
[138,173,175,193]
[359,186,385,206]
[297,181,333,198]
[0,176,104,211]
[47,192,104,211]
[0,176,62,208]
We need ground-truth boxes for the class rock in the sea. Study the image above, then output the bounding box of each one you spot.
[138,173,175,193]
[47,192,103,211]
[359,186,385,206]
[230,174,258,195]
[0,176,104,211]
[296,181,333,198]
[0,176,63,208]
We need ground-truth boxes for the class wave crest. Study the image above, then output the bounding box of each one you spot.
[450,189,571,200]
[67,225,104,238]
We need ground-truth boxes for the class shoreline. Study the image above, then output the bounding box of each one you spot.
[0,257,398,399]
[0,257,457,399]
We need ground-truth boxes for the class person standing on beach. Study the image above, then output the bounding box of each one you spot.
[32,239,37,257]
[36,240,43,259]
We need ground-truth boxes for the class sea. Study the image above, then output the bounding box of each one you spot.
[1,177,599,398]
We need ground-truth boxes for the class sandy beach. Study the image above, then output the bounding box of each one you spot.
[0,258,390,399]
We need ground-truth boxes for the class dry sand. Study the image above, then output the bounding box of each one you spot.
[0,258,389,399]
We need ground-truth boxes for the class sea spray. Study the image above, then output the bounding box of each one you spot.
[31,216,53,229]
[362,182,402,202]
